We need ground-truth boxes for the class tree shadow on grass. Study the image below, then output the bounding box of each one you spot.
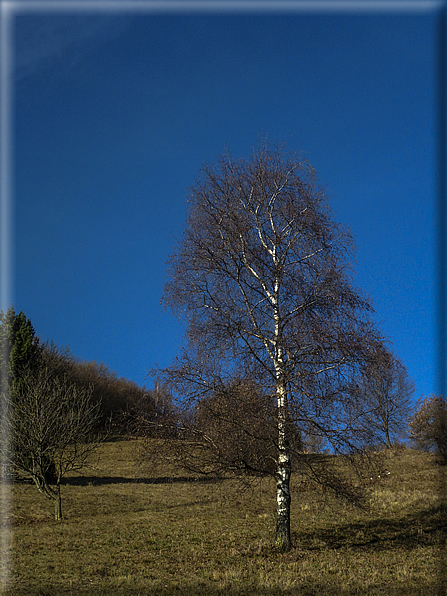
[293,503,447,552]
[60,475,224,486]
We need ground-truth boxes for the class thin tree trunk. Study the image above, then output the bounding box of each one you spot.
[383,416,393,449]
[385,430,393,449]
[275,381,291,552]
[33,475,63,521]
[54,484,62,521]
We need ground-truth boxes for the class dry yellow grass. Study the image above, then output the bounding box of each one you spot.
[1,439,445,595]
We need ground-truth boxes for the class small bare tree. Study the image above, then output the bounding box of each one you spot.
[160,141,385,551]
[358,349,415,448]
[408,395,447,463]
[1,364,101,520]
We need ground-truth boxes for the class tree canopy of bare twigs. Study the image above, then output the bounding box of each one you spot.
[356,348,415,448]
[1,363,101,520]
[167,378,280,477]
[159,141,388,551]
[408,395,447,463]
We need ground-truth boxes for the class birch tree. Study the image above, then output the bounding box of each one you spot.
[161,142,384,551]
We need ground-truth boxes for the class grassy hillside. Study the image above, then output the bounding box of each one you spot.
[2,439,446,595]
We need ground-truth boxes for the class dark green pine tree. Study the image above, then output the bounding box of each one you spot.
[0,306,41,391]
[0,307,58,484]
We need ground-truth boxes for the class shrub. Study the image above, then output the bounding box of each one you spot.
[408,395,447,463]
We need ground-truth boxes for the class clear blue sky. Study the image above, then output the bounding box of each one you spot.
[5,3,442,401]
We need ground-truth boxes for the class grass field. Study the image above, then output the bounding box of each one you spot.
[1,439,446,595]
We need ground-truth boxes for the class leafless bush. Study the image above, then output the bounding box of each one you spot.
[408,395,447,464]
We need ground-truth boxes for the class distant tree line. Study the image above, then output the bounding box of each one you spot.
[0,306,175,520]
[0,306,176,431]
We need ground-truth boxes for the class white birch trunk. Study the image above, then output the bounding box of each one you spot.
[272,274,292,552]
[275,375,291,551]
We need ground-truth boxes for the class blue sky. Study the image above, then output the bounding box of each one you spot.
[3,2,442,400]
